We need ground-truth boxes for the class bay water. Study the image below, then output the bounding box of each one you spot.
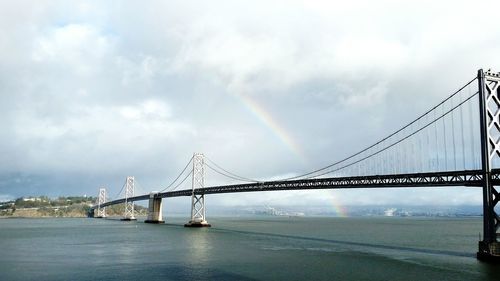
[1,216,499,280]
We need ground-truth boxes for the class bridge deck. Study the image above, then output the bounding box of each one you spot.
[95,169,499,209]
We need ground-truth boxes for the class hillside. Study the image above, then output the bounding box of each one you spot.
[0,196,147,218]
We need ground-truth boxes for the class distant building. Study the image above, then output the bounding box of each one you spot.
[384,208,397,216]
[22,197,46,202]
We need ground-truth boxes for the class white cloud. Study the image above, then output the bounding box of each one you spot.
[338,82,388,108]
[8,100,193,174]
[119,99,171,120]
[32,24,111,75]
[0,0,498,208]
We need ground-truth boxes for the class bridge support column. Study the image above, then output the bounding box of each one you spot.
[121,176,137,221]
[185,194,210,227]
[185,153,211,227]
[96,187,107,218]
[87,208,95,218]
[477,69,500,261]
[145,192,164,224]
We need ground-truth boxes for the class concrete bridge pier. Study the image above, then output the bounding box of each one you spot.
[144,192,164,224]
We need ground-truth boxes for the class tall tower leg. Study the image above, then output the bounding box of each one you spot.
[121,176,137,221]
[477,69,500,261]
[96,187,107,218]
[185,153,211,227]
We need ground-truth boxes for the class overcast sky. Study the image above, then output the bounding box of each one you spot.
[1,0,499,211]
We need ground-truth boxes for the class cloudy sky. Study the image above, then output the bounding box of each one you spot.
[1,0,499,211]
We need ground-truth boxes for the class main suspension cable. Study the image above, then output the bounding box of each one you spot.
[160,155,194,192]
[308,91,479,178]
[112,178,127,200]
[205,162,258,182]
[279,77,477,181]
[205,156,259,182]
[170,170,193,191]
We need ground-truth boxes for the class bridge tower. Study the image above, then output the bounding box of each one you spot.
[477,69,500,260]
[121,176,136,221]
[185,153,211,227]
[96,187,107,218]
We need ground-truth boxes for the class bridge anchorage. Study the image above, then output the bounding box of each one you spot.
[120,176,137,221]
[477,69,500,262]
[184,153,211,227]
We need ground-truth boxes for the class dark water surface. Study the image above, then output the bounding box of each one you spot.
[1,216,499,280]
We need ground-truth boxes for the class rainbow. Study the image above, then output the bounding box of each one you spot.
[237,93,350,216]
[238,94,305,160]
[331,195,349,217]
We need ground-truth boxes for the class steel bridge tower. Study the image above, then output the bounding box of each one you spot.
[185,153,211,227]
[478,69,500,260]
[96,187,107,218]
[121,176,136,221]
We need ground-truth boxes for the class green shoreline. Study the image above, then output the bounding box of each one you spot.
[0,196,147,218]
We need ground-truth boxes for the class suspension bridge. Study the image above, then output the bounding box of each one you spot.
[89,69,500,262]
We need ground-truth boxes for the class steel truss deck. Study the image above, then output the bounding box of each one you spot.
[96,169,500,209]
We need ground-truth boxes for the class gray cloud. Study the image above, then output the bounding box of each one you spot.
[0,0,498,208]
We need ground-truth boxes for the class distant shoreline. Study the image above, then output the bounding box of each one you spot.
[0,196,148,218]
[0,215,148,219]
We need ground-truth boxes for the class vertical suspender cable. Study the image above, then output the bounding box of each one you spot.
[468,86,476,169]
[398,140,402,174]
[377,145,380,175]
[395,143,399,174]
[370,147,374,175]
[363,153,367,176]
[434,109,440,171]
[395,142,398,174]
[416,123,420,172]
[443,104,448,170]
[368,150,371,175]
[411,127,416,172]
[380,142,384,175]
[418,121,424,172]
[378,142,382,175]
[375,146,379,175]
[451,96,457,170]
[407,129,411,173]
[372,146,376,175]
[404,129,409,173]
[426,113,431,172]
[392,144,396,174]
[459,89,466,169]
